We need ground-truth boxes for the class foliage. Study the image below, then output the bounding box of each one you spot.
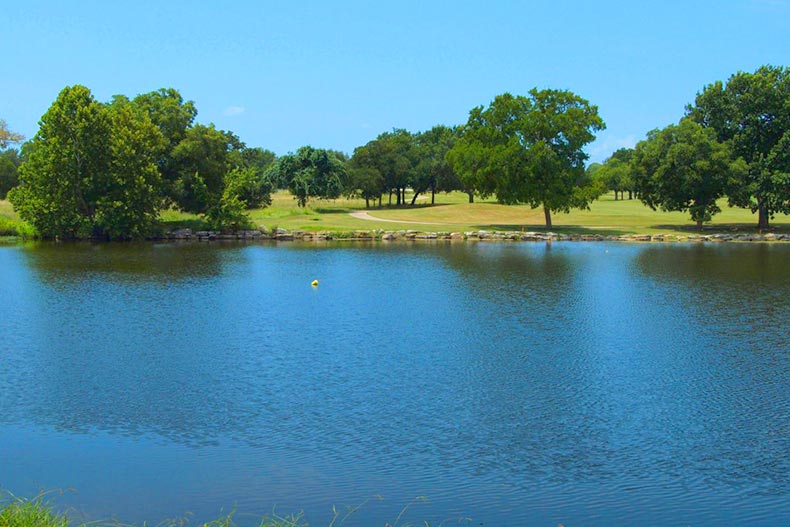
[412,125,458,204]
[131,89,196,183]
[9,86,165,239]
[351,129,417,205]
[99,98,167,238]
[632,119,744,227]
[266,146,347,206]
[594,150,635,200]
[169,124,235,213]
[224,166,274,209]
[0,149,21,199]
[345,165,384,207]
[205,193,252,231]
[0,120,25,149]
[687,65,790,228]
[448,90,605,227]
[10,85,112,238]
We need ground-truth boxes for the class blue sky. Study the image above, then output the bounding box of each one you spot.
[2,0,789,162]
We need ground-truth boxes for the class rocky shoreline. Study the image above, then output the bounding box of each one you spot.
[162,228,790,243]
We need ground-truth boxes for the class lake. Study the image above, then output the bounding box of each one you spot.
[0,241,788,526]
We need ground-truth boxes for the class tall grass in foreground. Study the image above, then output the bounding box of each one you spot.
[0,494,470,527]
[0,495,70,527]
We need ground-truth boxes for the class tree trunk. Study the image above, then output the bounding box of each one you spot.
[614,190,619,201]
[401,188,406,204]
[378,196,382,207]
[628,190,633,200]
[696,219,703,230]
[365,197,370,209]
[431,185,435,205]
[543,205,552,229]
[410,191,420,205]
[758,200,770,230]
[467,191,474,203]
[388,191,392,206]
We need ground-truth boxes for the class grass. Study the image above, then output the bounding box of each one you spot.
[157,191,790,236]
[0,494,460,527]
[0,495,70,527]
[0,495,304,527]
[2,191,789,239]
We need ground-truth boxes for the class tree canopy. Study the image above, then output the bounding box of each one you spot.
[448,90,605,227]
[8,85,274,238]
[266,146,347,206]
[687,65,790,228]
[9,85,165,238]
[632,119,744,228]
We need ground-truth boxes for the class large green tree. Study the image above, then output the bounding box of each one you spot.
[99,98,167,238]
[169,124,235,213]
[266,146,347,206]
[448,90,605,228]
[687,65,790,229]
[632,119,744,229]
[9,85,164,239]
[131,88,197,202]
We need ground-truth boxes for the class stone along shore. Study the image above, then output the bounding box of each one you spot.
[162,228,790,243]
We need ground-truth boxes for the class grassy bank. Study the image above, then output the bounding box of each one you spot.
[3,192,789,240]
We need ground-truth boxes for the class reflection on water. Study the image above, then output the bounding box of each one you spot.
[0,242,788,526]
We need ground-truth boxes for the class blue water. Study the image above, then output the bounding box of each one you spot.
[0,241,788,526]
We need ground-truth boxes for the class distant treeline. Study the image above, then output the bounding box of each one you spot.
[1,64,788,238]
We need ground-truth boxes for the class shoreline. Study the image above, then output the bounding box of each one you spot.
[4,228,787,245]
[157,227,790,243]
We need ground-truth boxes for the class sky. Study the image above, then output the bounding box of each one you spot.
[2,0,789,162]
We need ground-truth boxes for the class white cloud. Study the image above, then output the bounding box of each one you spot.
[223,106,246,116]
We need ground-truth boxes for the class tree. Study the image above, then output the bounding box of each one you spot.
[412,125,457,205]
[595,155,633,200]
[687,65,790,229]
[98,98,166,238]
[346,164,384,208]
[632,119,744,229]
[132,88,197,201]
[266,146,347,206]
[0,120,24,149]
[169,124,234,213]
[352,130,417,206]
[9,85,164,239]
[448,90,605,228]
[224,146,276,208]
[224,166,273,209]
[0,149,21,199]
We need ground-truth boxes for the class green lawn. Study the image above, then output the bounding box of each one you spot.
[2,192,789,237]
[217,191,790,235]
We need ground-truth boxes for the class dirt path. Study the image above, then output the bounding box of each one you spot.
[349,211,450,225]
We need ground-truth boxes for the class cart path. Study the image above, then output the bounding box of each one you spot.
[348,211,450,225]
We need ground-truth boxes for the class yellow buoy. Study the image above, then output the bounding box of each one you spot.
[311,279,319,287]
